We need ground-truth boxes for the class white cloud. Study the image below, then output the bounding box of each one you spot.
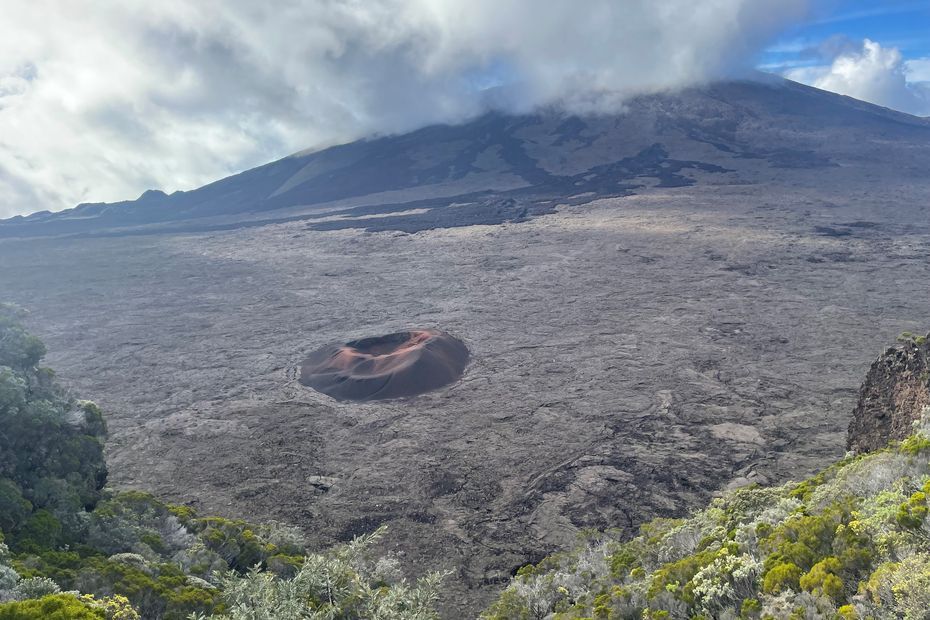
[785,39,930,116]
[0,0,809,218]
[906,58,930,83]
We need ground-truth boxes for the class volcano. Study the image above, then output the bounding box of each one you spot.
[300,329,469,401]
[2,76,928,239]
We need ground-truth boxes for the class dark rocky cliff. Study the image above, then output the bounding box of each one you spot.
[847,332,930,453]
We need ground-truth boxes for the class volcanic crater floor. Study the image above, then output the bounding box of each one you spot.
[1,179,930,616]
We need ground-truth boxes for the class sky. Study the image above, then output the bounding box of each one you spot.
[0,0,928,219]
[760,0,930,115]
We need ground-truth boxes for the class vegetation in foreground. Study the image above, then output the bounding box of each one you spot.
[485,408,930,619]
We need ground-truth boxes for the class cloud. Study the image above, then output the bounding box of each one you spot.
[785,39,930,116]
[0,0,809,218]
[906,58,930,83]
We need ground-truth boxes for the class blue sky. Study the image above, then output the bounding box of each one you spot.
[783,1,928,53]
[761,0,930,75]
[755,0,930,116]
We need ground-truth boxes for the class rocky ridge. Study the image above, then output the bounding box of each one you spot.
[847,332,930,454]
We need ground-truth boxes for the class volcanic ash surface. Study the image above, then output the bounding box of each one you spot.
[299,329,469,401]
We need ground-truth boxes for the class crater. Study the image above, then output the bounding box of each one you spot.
[300,329,469,401]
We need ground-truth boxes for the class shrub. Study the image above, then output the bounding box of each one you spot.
[740,597,761,618]
[690,550,762,613]
[762,562,802,595]
[0,483,31,534]
[798,557,843,601]
[193,518,270,572]
[0,313,107,541]
[895,485,929,529]
[13,510,63,553]
[883,554,930,619]
[0,307,46,370]
[647,548,717,603]
[0,593,105,619]
[195,528,445,620]
[835,604,857,619]
[11,577,60,600]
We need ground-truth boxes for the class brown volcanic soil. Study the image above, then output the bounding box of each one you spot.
[300,329,469,401]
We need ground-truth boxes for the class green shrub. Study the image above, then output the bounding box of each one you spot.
[896,485,930,529]
[13,510,63,553]
[195,528,444,620]
[647,548,716,603]
[0,481,31,533]
[483,589,533,620]
[0,310,107,538]
[835,604,857,619]
[0,593,104,620]
[799,557,843,600]
[762,562,802,595]
[0,306,46,370]
[899,435,930,456]
[608,546,639,578]
[740,597,761,618]
[193,518,269,572]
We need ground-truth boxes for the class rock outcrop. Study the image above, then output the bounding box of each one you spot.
[847,332,930,453]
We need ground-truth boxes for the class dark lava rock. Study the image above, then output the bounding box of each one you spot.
[300,329,469,401]
[847,332,930,453]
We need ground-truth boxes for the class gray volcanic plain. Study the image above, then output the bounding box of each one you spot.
[1,78,930,616]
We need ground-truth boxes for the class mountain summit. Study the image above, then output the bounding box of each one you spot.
[3,77,929,239]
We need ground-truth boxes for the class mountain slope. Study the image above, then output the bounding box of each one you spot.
[2,77,929,238]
